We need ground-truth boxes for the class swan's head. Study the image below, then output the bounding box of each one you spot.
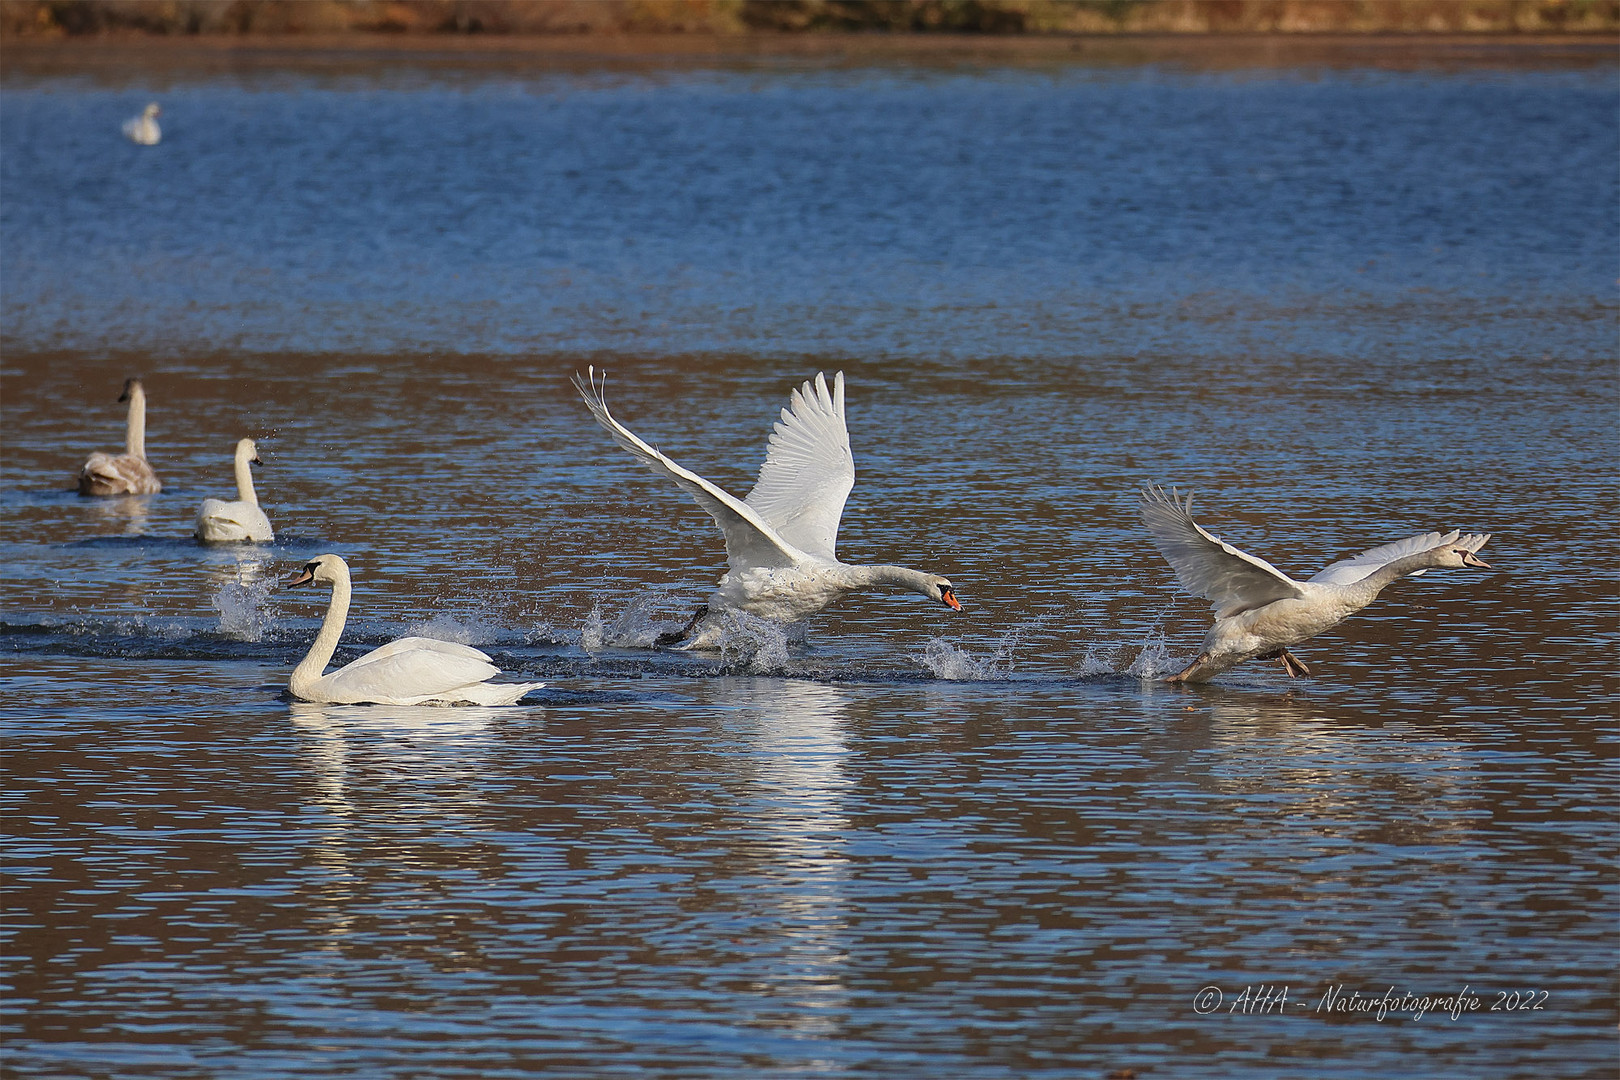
[145,103,161,119]
[237,437,262,466]
[1431,533,1492,570]
[286,553,350,590]
[928,577,963,611]
[117,377,143,403]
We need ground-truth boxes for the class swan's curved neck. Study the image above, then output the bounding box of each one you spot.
[290,574,350,696]
[125,385,147,459]
[233,446,259,506]
[851,564,934,596]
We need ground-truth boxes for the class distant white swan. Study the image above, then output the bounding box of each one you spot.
[196,438,274,543]
[1139,485,1492,682]
[285,554,544,706]
[123,102,161,145]
[78,378,162,496]
[573,368,962,647]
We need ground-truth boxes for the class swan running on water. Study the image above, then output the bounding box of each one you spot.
[285,554,544,706]
[78,378,162,496]
[1139,485,1491,683]
[572,368,962,647]
[196,438,274,543]
[123,103,161,145]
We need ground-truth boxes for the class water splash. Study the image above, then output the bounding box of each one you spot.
[409,614,498,646]
[708,612,793,674]
[212,573,279,642]
[914,617,1048,681]
[1127,628,1178,681]
[580,594,684,653]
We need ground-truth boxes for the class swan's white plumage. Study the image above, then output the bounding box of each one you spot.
[123,103,161,145]
[78,378,161,496]
[286,554,543,706]
[571,368,960,639]
[196,437,274,543]
[743,372,853,561]
[1137,486,1303,617]
[1140,485,1492,682]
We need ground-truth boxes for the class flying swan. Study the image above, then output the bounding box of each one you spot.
[78,378,162,496]
[123,103,161,145]
[572,368,962,647]
[195,438,274,543]
[1139,485,1492,683]
[285,554,544,706]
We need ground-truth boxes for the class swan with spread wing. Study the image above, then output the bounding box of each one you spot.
[1139,485,1491,682]
[285,554,543,706]
[572,368,961,647]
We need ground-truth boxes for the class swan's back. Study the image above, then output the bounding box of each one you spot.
[78,452,161,496]
[195,498,273,542]
[317,637,539,705]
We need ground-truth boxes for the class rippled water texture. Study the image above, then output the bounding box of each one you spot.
[2,40,1617,1078]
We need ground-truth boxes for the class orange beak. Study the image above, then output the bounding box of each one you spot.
[941,586,962,611]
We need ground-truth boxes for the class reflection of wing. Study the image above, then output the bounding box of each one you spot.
[572,367,802,572]
[328,637,514,704]
[1139,486,1305,617]
[743,372,853,562]
[1310,530,1486,585]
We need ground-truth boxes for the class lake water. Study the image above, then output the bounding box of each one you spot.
[2,39,1616,1078]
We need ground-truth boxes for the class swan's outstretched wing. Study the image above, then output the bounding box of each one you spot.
[1311,530,1490,584]
[572,368,803,572]
[742,371,854,562]
[328,637,512,703]
[1139,486,1305,617]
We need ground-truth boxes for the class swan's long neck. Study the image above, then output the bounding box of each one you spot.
[1342,550,1445,606]
[290,573,351,695]
[125,384,147,459]
[233,445,259,506]
[849,564,935,596]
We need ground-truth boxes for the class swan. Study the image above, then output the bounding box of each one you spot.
[122,102,161,145]
[1139,485,1492,683]
[285,554,545,706]
[572,367,962,647]
[78,378,162,496]
[195,438,274,543]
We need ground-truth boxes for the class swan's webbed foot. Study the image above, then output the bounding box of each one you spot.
[1261,649,1312,678]
[655,605,710,648]
[1165,654,1210,683]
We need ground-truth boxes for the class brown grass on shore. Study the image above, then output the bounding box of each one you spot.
[3,0,1617,38]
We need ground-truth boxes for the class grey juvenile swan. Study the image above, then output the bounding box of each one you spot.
[78,378,162,496]
[1139,485,1491,683]
[285,554,544,706]
[573,368,962,647]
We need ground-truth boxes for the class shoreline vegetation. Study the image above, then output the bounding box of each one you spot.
[3,0,1617,39]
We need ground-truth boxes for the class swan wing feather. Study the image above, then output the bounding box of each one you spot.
[195,498,272,542]
[572,368,803,572]
[742,371,854,562]
[325,636,507,703]
[1139,486,1305,617]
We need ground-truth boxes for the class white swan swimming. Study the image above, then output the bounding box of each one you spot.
[123,102,161,145]
[285,554,545,706]
[1139,485,1492,683]
[78,378,162,496]
[195,438,274,543]
[572,368,962,647]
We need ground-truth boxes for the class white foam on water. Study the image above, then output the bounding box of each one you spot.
[579,593,686,654]
[707,611,793,674]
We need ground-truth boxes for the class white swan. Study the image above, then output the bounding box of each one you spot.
[123,102,161,145]
[78,378,162,496]
[285,554,545,706]
[195,438,274,543]
[1139,485,1492,683]
[572,368,962,647]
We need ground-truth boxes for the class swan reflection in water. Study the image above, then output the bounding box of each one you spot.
[83,493,153,537]
[708,677,855,1035]
[289,701,507,949]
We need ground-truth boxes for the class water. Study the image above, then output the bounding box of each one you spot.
[2,40,1616,1078]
